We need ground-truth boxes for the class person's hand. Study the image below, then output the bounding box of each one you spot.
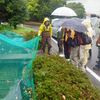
[38,33,40,36]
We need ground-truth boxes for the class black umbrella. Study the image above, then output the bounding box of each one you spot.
[61,18,87,33]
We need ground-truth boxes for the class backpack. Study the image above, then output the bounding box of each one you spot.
[81,33,92,45]
[67,36,80,48]
[77,32,92,45]
[77,34,84,45]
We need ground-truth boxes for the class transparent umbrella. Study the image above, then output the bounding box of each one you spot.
[62,18,87,33]
[52,18,87,33]
[51,7,77,17]
[52,18,67,27]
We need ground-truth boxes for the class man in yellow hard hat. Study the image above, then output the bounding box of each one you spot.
[38,17,52,55]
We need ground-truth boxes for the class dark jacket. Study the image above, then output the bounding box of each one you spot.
[96,35,100,47]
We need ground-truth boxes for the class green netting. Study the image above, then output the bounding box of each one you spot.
[0,31,40,100]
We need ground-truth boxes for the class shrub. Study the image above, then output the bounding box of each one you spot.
[33,55,100,100]
[23,31,37,41]
[0,24,12,32]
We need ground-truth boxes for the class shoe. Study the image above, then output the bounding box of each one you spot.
[76,65,79,68]
[66,59,70,62]
[95,64,100,67]
[81,65,86,72]
[59,54,64,57]
[81,67,86,72]
[48,52,51,55]
[96,61,100,64]
[93,66,100,70]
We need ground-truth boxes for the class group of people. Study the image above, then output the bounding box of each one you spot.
[57,18,93,72]
[93,35,100,70]
[38,17,100,72]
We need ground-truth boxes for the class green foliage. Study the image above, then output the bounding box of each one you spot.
[23,31,38,41]
[66,3,86,18]
[27,0,65,21]
[0,0,29,28]
[0,24,13,32]
[13,26,38,40]
[0,24,33,33]
[27,0,39,18]
[0,24,38,41]
[12,26,34,34]
[0,0,66,22]
[0,0,8,22]
[33,55,100,100]
[0,0,4,3]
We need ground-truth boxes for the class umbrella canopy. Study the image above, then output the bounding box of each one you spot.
[52,18,66,27]
[51,7,77,17]
[61,18,87,33]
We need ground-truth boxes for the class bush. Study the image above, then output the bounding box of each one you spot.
[33,55,100,100]
[0,24,12,32]
[23,31,37,41]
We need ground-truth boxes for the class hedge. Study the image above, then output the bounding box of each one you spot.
[33,55,100,100]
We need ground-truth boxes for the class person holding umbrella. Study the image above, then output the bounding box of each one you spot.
[93,35,100,70]
[64,28,71,61]
[57,27,64,55]
[63,28,75,60]
[38,17,52,55]
[80,18,93,71]
[70,31,81,68]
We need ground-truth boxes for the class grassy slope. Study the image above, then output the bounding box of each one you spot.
[33,55,100,100]
[0,24,34,34]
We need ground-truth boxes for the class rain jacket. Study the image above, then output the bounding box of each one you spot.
[82,18,93,49]
[38,18,52,37]
[57,27,64,39]
[96,35,100,47]
[65,29,75,42]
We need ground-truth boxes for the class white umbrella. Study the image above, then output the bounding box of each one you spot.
[51,7,77,17]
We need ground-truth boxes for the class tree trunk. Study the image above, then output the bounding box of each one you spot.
[14,24,17,29]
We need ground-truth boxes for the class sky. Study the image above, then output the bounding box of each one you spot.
[67,0,100,15]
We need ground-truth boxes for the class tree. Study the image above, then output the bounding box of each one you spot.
[7,0,29,29]
[27,0,65,21]
[0,0,28,28]
[66,3,86,18]
[0,0,8,23]
[27,0,39,20]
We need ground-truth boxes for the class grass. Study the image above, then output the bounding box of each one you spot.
[0,24,35,34]
[0,24,38,40]
[12,26,34,35]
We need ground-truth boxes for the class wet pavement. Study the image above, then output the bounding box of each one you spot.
[88,38,100,76]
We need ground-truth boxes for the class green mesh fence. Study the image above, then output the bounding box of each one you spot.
[0,31,40,100]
